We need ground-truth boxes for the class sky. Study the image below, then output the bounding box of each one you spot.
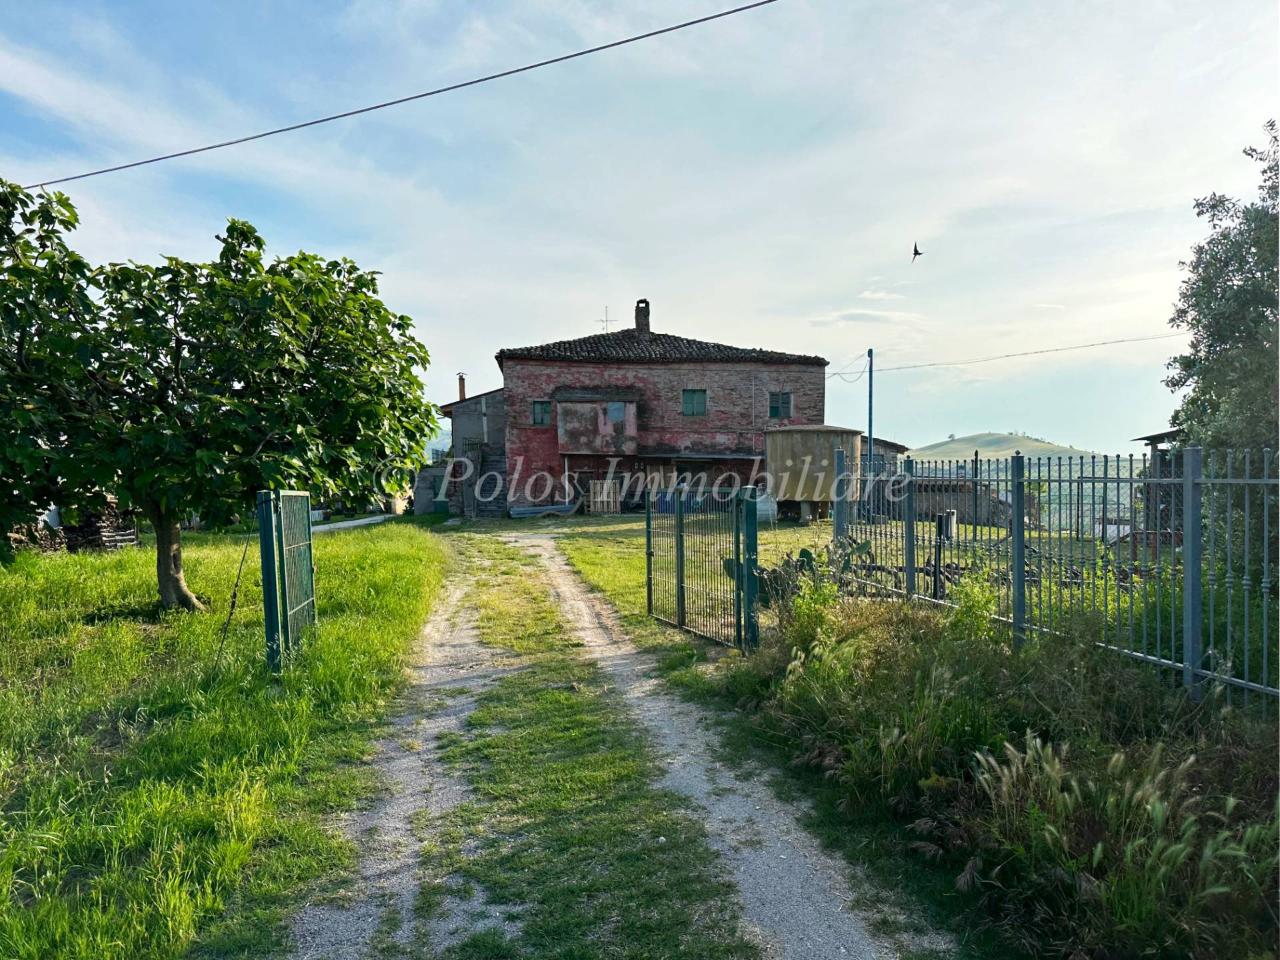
[1,0,1275,453]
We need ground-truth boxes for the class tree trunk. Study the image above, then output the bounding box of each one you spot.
[149,508,205,612]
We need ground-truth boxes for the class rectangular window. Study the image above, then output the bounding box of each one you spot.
[606,400,626,423]
[768,392,792,419]
[681,389,707,416]
[531,400,552,426]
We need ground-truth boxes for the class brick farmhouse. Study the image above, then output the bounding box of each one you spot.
[432,300,829,515]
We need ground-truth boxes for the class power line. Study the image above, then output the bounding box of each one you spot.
[825,355,865,378]
[22,0,779,190]
[873,332,1186,374]
[826,357,869,382]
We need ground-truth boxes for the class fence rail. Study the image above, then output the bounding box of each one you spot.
[839,447,1277,704]
[646,486,757,648]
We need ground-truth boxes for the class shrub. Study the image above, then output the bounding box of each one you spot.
[721,570,1279,958]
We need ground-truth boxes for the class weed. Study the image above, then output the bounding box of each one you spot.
[756,575,1279,958]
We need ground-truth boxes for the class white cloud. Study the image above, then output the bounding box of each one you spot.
[0,0,1272,449]
[811,307,927,327]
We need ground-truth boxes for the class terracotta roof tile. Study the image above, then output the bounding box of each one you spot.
[495,329,827,367]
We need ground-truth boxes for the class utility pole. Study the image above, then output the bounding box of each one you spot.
[866,347,874,479]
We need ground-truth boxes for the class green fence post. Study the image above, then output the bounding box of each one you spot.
[1181,447,1204,698]
[274,493,292,658]
[303,494,316,645]
[904,458,917,599]
[733,488,743,647]
[972,450,980,544]
[674,485,686,628]
[645,492,654,617]
[933,513,945,600]
[1012,453,1027,648]
[743,486,759,648]
[257,491,282,673]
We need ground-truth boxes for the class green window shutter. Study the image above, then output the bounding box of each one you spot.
[682,389,706,416]
[769,392,791,418]
[532,401,552,425]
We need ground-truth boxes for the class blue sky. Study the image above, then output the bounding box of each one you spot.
[1,0,1274,452]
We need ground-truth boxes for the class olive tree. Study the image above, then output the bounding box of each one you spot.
[1,181,437,610]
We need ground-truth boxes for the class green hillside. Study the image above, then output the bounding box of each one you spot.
[909,432,1098,461]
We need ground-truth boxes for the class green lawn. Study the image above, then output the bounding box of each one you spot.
[0,522,447,960]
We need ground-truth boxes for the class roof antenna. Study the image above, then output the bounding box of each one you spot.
[599,305,609,333]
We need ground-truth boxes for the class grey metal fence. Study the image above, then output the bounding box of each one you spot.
[840,448,1277,704]
[646,486,758,648]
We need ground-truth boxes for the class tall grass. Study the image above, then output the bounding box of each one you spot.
[0,522,445,959]
[726,575,1279,958]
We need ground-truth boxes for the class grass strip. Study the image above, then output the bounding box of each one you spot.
[419,534,760,959]
[0,521,446,959]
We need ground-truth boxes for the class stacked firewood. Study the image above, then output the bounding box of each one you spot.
[62,500,138,552]
[6,521,66,554]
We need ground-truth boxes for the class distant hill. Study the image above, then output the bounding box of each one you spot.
[909,432,1097,461]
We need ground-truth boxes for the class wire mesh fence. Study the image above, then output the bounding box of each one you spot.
[646,486,757,648]
[842,448,1277,705]
[257,490,317,672]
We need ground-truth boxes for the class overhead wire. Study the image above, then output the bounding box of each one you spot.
[825,356,869,381]
[22,0,779,189]
[871,332,1186,373]
[829,363,869,383]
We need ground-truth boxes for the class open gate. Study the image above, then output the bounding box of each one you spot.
[257,490,317,672]
[646,486,758,648]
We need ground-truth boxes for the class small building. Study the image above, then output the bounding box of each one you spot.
[764,425,862,521]
[864,436,909,474]
[444,375,506,460]
[909,477,1037,528]
[427,377,508,518]
[861,436,910,515]
[1132,428,1186,534]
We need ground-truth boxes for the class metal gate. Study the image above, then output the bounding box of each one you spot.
[646,486,758,648]
[257,490,317,672]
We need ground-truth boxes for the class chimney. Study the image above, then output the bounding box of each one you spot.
[457,372,466,402]
[635,298,650,334]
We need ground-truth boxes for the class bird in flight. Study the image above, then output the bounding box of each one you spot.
[912,243,923,263]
